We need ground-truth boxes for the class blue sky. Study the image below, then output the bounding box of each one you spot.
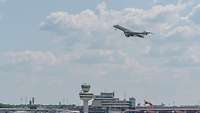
[1,0,200,105]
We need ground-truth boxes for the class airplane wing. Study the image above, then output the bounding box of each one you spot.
[136,34,144,38]
[113,25,132,32]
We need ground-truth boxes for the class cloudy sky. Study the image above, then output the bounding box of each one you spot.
[0,0,200,105]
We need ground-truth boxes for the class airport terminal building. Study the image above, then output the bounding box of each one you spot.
[92,92,135,109]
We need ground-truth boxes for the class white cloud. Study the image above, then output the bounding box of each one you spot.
[40,1,192,53]
[188,4,200,24]
[40,1,185,35]
[178,0,194,5]
[40,10,99,34]
[3,49,143,68]
[39,1,200,70]
[186,46,200,64]
[166,25,200,39]
[4,51,74,65]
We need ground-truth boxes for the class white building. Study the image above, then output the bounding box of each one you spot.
[92,92,135,109]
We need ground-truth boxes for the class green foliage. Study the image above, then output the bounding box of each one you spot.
[0,103,14,108]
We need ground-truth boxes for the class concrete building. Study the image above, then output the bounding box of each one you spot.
[92,92,136,109]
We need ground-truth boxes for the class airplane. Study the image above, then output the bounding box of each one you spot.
[113,25,152,38]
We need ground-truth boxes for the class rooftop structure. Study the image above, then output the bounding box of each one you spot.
[81,84,91,93]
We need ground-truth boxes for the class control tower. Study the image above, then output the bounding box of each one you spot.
[79,84,93,113]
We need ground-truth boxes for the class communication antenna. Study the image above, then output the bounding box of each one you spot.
[123,92,127,101]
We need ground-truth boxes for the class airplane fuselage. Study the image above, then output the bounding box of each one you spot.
[124,32,145,37]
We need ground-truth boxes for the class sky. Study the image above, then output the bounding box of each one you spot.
[0,0,200,105]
